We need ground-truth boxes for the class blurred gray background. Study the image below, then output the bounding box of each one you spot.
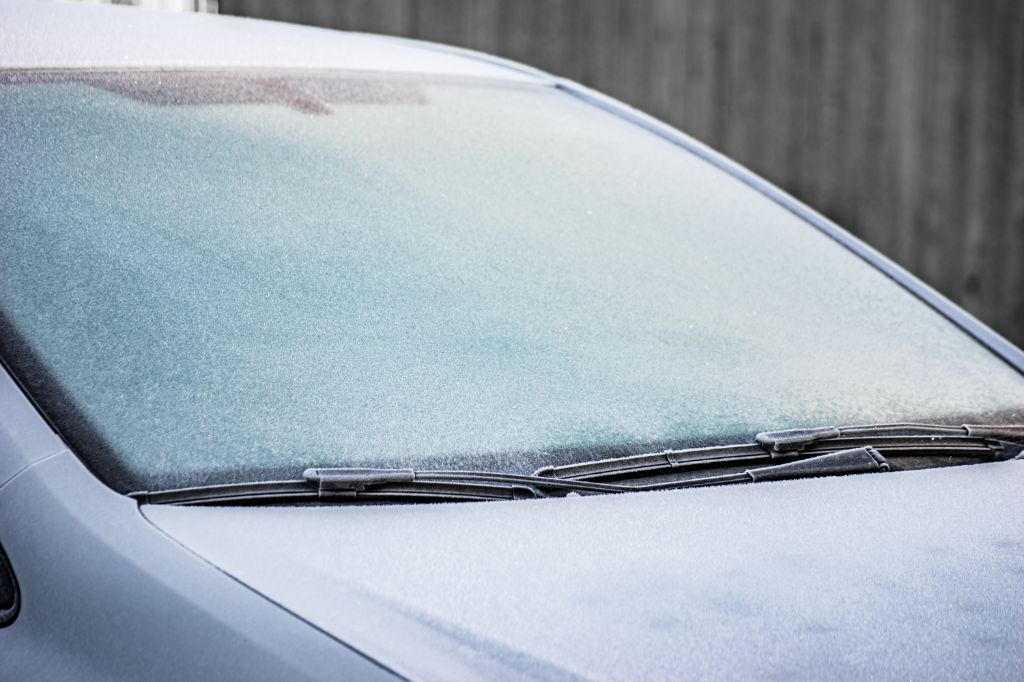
[106,0,1024,347]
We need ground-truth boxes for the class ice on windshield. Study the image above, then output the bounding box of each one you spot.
[2,71,1023,491]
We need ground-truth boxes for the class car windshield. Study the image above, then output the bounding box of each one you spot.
[2,69,1024,493]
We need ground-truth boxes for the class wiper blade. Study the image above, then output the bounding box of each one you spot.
[129,422,1023,506]
[133,448,891,506]
[303,467,628,500]
[534,422,1024,482]
[131,468,632,505]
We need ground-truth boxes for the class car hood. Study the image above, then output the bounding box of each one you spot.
[143,460,1024,680]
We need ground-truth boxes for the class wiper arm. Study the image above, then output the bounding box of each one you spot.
[644,446,889,490]
[133,448,891,505]
[534,422,1024,482]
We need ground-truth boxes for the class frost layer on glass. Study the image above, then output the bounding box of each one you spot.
[2,72,1023,491]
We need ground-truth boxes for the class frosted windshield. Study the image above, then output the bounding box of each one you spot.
[2,71,1023,492]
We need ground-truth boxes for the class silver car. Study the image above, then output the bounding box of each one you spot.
[3,1,1024,679]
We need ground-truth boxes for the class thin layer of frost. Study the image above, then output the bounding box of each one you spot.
[3,76,1024,490]
[145,461,1024,680]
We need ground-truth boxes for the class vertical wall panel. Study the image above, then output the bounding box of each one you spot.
[680,0,715,141]
[458,0,501,54]
[218,0,1024,347]
[649,0,687,123]
[885,0,927,269]
[1003,1,1024,338]
[579,0,620,97]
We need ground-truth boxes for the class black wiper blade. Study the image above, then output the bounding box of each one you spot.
[130,423,1023,506]
[534,422,1024,482]
[133,449,893,506]
[131,468,632,505]
[303,467,629,501]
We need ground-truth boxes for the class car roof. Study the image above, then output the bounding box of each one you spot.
[0,0,547,83]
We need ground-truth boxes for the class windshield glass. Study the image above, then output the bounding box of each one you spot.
[3,70,1024,493]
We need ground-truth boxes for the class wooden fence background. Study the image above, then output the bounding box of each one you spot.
[221,0,1024,347]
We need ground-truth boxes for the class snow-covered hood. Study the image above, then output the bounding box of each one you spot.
[143,460,1024,680]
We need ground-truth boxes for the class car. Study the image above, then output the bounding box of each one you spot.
[3,0,1024,679]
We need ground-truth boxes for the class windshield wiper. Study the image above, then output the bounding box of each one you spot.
[132,468,628,505]
[534,423,1024,482]
[129,423,1023,506]
[133,447,891,505]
